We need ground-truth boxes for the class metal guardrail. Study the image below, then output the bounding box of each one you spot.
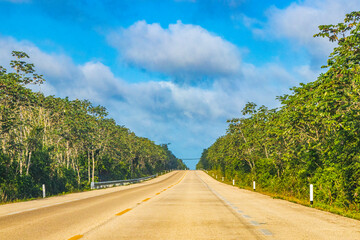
[90,174,157,189]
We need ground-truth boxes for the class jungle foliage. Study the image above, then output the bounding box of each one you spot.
[197,12,360,211]
[0,51,186,202]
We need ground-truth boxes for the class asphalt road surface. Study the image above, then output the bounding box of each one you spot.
[0,170,359,240]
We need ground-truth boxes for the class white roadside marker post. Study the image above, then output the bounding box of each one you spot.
[253,181,256,191]
[216,175,217,179]
[233,179,235,186]
[222,177,224,181]
[310,184,313,205]
[42,184,46,198]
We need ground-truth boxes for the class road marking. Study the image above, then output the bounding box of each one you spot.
[259,229,272,236]
[27,208,38,211]
[6,211,21,216]
[68,235,83,240]
[116,208,132,216]
[250,220,260,226]
[114,173,186,218]
[4,197,87,216]
[151,172,186,199]
[197,172,274,237]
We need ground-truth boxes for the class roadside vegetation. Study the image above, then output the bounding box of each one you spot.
[197,12,360,217]
[0,52,186,203]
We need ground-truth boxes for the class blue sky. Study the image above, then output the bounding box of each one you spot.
[0,0,358,169]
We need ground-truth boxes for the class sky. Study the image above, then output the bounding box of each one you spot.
[0,0,358,169]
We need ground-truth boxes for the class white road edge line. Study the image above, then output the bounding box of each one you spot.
[250,220,260,226]
[4,198,84,216]
[260,229,273,236]
[196,171,274,237]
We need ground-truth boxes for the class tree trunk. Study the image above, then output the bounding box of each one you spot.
[88,151,91,183]
[26,151,32,175]
[92,149,95,183]
[75,162,81,186]
[264,144,269,159]
[19,156,23,175]
[66,141,70,169]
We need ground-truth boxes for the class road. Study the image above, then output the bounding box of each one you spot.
[0,170,359,240]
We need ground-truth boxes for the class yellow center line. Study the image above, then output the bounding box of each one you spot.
[147,172,188,201]
[68,172,187,240]
[176,172,187,184]
[116,208,132,216]
[68,235,83,240]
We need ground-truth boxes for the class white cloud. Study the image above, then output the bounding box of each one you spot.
[294,65,322,83]
[0,36,80,83]
[108,20,241,80]
[252,0,360,62]
[0,36,124,104]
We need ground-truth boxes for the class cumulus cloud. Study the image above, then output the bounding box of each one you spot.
[0,36,123,104]
[0,36,78,79]
[0,35,294,119]
[108,20,241,81]
[293,65,322,83]
[252,0,360,64]
[0,35,245,120]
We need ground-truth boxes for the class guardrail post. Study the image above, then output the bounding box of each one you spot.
[253,181,256,191]
[233,179,235,186]
[222,177,224,181]
[91,182,95,190]
[310,184,313,205]
[42,184,46,198]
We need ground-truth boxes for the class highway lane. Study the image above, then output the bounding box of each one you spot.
[1,170,360,240]
[83,170,264,240]
[0,171,185,240]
